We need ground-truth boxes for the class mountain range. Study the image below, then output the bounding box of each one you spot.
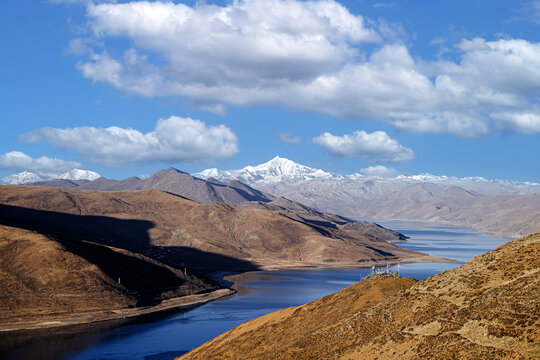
[195,156,540,196]
[0,186,441,274]
[5,156,540,237]
[195,157,540,237]
[2,169,100,185]
[3,165,411,243]
[29,167,274,205]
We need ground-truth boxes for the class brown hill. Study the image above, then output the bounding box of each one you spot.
[0,224,216,326]
[31,168,274,205]
[179,233,540,360]
[242,197,407,242]
[0,186,443,275]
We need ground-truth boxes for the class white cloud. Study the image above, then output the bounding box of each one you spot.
[358,165,401,178]
[279,133,302,145]
[20,116,239,166]
[71,1,540,136]
[0,151,82,173]
[491,107,540,134]
[313,130,414,163]
[77,50,163,97]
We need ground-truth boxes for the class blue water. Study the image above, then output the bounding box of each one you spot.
[2,222,510,360]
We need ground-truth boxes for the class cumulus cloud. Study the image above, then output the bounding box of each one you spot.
[71,0,540,136]
[20,116,239,166]
[279,133,302,145]
[358,165,401,178]
[313,130,414,163]
[491,107,540,134]
[0,151,82,172]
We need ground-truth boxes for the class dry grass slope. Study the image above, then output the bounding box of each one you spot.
[0,225,213,325]
[180,233,540,360]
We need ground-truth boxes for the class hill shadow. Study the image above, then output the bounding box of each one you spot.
[0,204,260,301]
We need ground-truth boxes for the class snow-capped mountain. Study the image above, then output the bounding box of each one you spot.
[195,156,337,184]
[1,171,48,185]
[195,156,540,238]
[1,169,100,185]
[195,156,540,194]
[57,169,100,181]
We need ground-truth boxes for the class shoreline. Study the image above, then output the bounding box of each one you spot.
[369,217,518,239]
[0,248,455,335]
[0,288,235,334]
[0,255,452,334]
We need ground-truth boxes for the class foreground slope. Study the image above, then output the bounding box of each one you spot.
[0,186,443,274]
[180,233,540,360]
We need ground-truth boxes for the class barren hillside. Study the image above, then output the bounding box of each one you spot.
[0,186,443,274]
[180,233,540,360]
[0,224,215,326]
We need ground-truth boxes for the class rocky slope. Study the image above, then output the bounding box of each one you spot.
[179,233,540,360]
[0,186,443,275]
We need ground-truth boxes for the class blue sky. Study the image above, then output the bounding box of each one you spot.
[1,0,539,181]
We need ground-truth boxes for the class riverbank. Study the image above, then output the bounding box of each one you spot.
[0,288,234,333]
[0,253,451,334]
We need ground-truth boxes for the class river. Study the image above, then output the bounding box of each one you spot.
[1,222,510,360]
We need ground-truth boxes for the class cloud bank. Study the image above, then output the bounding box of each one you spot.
[313,130,414,163]
[0,151,82,173]
[71,0,540,136]
[20,116,239,166]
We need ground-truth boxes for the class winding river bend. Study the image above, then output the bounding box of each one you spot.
[2,222,509,360]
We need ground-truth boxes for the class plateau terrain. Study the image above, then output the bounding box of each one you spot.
[180,232,540,360]
[0,186,438,274]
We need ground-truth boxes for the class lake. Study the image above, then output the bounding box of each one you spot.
[1,222,510,360]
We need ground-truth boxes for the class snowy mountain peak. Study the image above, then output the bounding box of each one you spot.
[2,171,47,185]
[195,157,336,184]
[58,169,100,181]
[1,168,101,185]
[195,168,220,179]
